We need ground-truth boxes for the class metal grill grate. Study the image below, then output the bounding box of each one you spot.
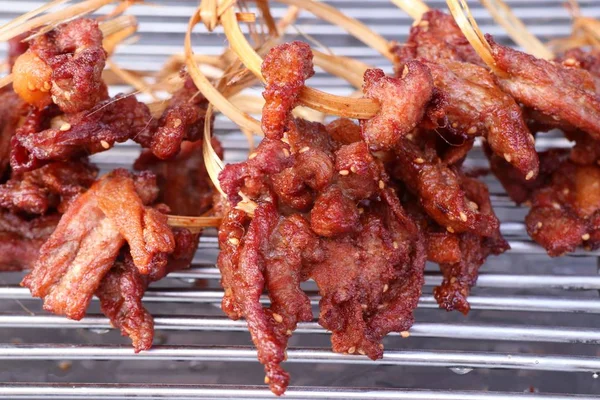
[2,1,600,399]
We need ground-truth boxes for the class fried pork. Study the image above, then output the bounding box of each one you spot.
[393,10,539,179]
[218,42,426,395]
[21,169,175,320]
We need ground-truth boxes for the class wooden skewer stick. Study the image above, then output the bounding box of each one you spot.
[446,0,506,77]
[390,0,430,21]
[480,0,554,59]
[185,8,263,135]
[0,0,119,42]
[0,0,71,37]
[220,7,380,119]
[167,215,222,232]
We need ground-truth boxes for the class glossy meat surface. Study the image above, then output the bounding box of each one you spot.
[21,170,174,320]
[13,18,108,113]
[0,160,97,214]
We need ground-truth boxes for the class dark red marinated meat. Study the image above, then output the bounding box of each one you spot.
[13,18,108,112]
[392,10,538,179]
[150,74,212,159]
[488,35,600,141]
[0,211,58,271]
[361,63,435,150]
[526,161,600,256]
[261,41,314,140]
[0,159,97,214]
[21,169,174,320]
[11,94,154,173]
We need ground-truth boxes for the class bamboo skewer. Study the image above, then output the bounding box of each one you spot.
[167,215,222,231]
[220,7,380,119]
[0,0,71,36]
[390,0,430,21]
[480,0,553,59]
[0,0,119,42]
[185,8,263,135]
[446,0,505,77]
[272,0,394,62]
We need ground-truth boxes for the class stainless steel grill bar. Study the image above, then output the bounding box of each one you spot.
[2,2,600,399]
[164,270,600,290]
[8,267,600,289]
[195,235,600,256]
[1,384,598,400]
[3,344,600,374]
[2,316,600,345]
[2,287,600,313]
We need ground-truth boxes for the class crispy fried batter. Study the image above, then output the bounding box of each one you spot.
[21,170,174,320]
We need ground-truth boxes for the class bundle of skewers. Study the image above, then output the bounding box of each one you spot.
[0,0,599,395]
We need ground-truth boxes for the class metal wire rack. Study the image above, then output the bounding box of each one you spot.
[2,0,600,399]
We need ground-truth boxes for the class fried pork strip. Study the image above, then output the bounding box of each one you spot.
[487,35,600,140]
[22,169,175,320]
[12,18,108,112]
[361,63,435,150]
[11,94,154,173]
[525,160,600,256]
[219,130,426,394]
[430,175,507,313]
[150,74,212,160]
[261,41,314,139]
[487,146,568,205]
[97,228,198,352]
[399,162,508,314]
[0,211,58,271]
[218,42,426,395]
[394,138,500,236]
[103,136,220,351]
[0,159,98,214]
[392,10,538,179]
